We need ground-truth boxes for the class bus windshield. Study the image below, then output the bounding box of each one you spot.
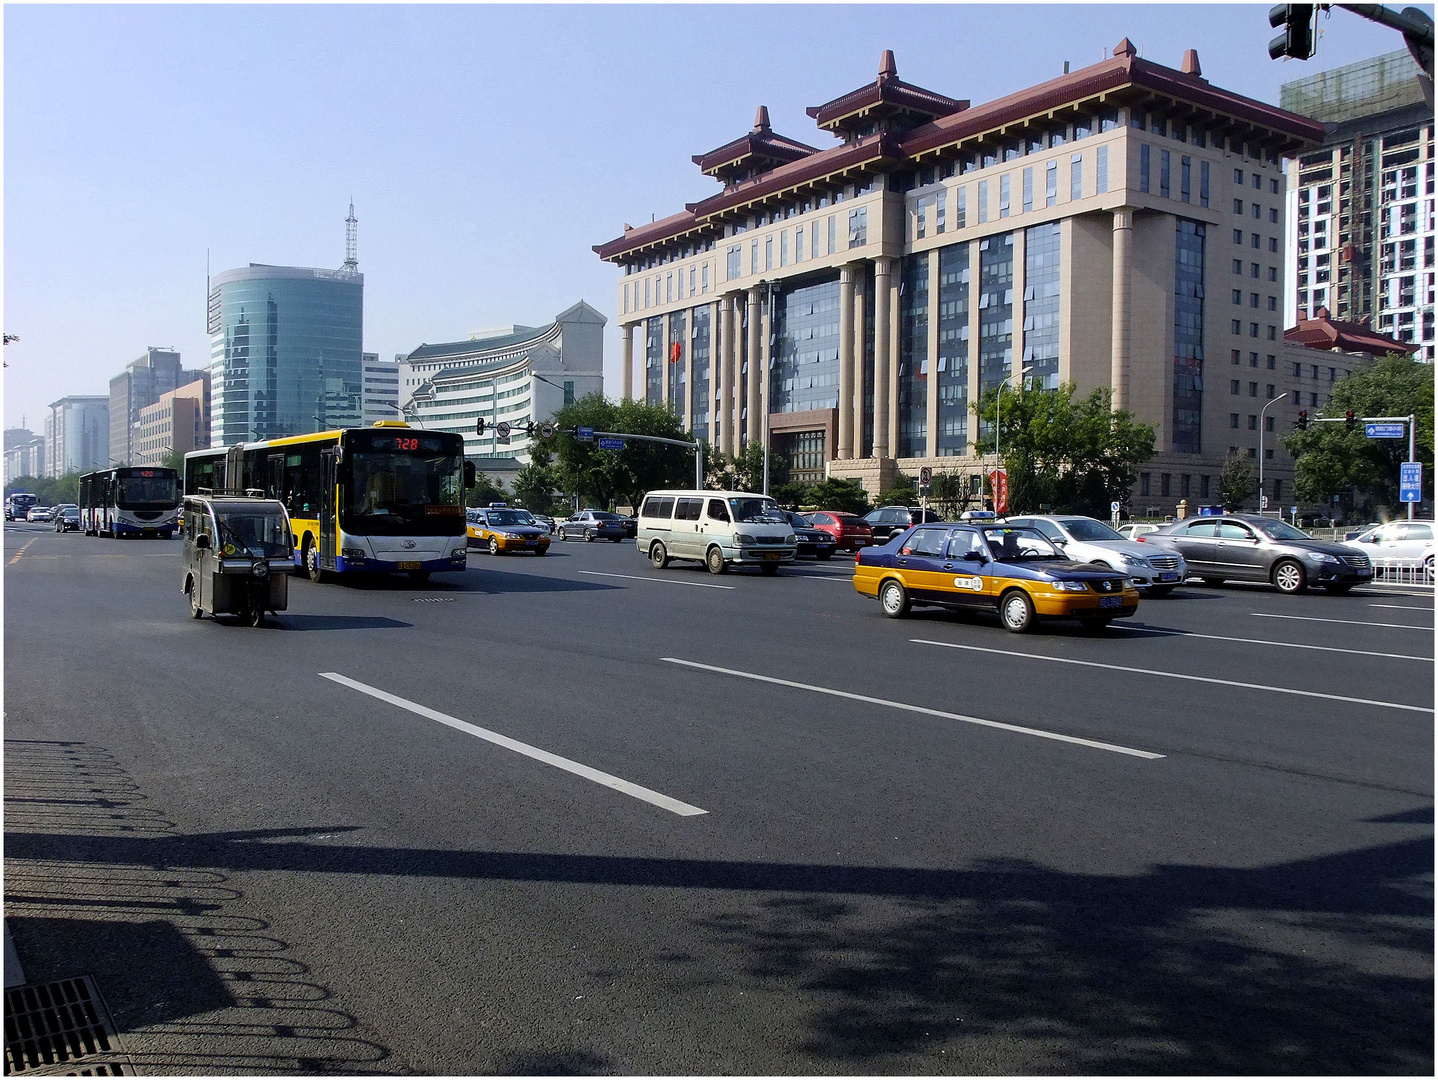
[347,450,464,535]
[117,472,180,509]
[215,509,291,558]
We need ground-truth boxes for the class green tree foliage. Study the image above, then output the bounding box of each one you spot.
[161,448,186,474]
[551,394,697,510]
[6,474,78,506]
[1282,353,1434,516]
[708,442,782,493]
[1218,453,1256,511]
[510,441,557,514]
[806,477,870,514]
[928,468,978,519]
[464,470,508,508]
[878,471,917,508]
[971,382,1155,516]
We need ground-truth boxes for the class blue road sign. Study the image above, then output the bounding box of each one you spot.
[1365,422,1406,439]
[576,426,594,442]
[598,437,625,450]
[1400,462,1423,503]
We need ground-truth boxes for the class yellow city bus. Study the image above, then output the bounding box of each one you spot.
[184,423,472,582]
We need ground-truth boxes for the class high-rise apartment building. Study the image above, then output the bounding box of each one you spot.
[4,429,45,483]
[1282,50,1435,360]
[597,43,1330,510]
[207,263,364,446]
[44,396,109,477]
[108,348,205,465]
[361,353,401,424]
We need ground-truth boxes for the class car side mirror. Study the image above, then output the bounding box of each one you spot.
[194,534,211,550]
[962,551,986,563]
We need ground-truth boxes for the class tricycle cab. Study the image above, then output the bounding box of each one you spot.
[181,495,296,624]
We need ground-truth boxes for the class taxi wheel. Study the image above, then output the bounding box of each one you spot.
[706,547,728,575]
[488,538,501,556]
[1272,559,1307,595]
[1078,616,1111,632]
[879,579,910,618]
[188,580,204,619]
[1000,590,1037,634]
[650,541,670,569]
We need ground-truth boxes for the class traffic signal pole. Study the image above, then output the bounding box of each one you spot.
[1308,413,1420,518]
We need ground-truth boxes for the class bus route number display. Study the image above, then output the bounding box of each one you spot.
[364,434,436,452]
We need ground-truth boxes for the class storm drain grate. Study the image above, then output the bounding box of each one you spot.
[412,597,457,603]
[4,977,130,1076]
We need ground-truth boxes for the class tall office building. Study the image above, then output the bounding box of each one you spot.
[44,397,109,477]
[597,43,1335,510]
[108,348,204,465]
[361,353,401,424]
[1282,50,1435,360]
[207,262,364,447]
[399,301,605,464]
[135,376,211,466]
[4,429,45,483]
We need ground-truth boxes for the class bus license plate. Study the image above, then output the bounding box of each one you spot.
[1099,596,1122,609]
[398,561,421,570]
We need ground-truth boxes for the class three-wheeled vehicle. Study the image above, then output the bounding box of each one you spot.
[181,495,295,626]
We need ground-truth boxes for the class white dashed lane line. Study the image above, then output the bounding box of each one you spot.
[576,570,735,590]
[1110,624,1431,663]
[1251,612,1433,631]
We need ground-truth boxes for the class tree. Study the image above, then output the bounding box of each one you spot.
[465,470,507,508]
[928,467,978,519]
[807,477,870,514]
[161,448,185,474]
[879,471,918,508]
[1283,353,1434,517]
[510,441,557,514]
[971,382,1155,516]
[1218,453,1256,511]
[550,393,697,510]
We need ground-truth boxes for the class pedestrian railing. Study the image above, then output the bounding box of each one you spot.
[1369,557,1434,587]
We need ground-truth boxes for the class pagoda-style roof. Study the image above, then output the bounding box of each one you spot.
[1285,308,1418,357]
[807,50,968,137]
[693,106,820,186]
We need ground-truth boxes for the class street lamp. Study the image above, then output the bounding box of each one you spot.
[1257,391,1287,516]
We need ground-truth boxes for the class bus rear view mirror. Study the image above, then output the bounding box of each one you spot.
[195,534,211,550]
[464,461,477,489]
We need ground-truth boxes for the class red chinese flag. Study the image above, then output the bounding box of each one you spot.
[670,342,683,363]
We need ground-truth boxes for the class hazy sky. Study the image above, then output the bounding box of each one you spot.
[2,3,1409,431]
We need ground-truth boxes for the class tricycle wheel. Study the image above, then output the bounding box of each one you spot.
[242,605,264,627]
[188,581,204,619]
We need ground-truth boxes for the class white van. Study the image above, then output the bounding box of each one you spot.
[637,490,797,575]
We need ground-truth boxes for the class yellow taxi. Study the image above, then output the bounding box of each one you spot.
[854,521,1140,632]
[466,506,551,556]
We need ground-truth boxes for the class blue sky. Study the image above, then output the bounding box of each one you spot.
[2,3,1411,431]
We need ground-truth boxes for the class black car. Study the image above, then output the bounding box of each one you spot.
[863,505,946,543]
[54,506,81,532]
[1141,513,1372,594]
[774,509,838,560]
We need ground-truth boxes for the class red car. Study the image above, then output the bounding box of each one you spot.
[804,511,874,552]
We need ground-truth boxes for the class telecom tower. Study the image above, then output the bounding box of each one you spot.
[342,199,359,274]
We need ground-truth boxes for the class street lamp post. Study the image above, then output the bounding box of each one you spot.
[1257,392,1286,515]
[990,364,1034,510]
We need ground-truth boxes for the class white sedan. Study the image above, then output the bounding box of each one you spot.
[1342,521,1435,579]
[1003,514,1188,595]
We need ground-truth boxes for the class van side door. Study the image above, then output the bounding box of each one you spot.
[671,497,705,557]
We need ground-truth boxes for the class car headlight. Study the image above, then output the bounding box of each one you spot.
[502,532,522,540]
[1052,580,1089,592]
[452,547,467,558]
[735,533,756,545]
[784,534,796,544]
[1307,551,1339,563]
[1120,553,1148,567]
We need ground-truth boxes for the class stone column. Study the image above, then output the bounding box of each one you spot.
[746,287,762,446]
[872,257,893,459]
[853,270,867,458]
[837,264,857,459]
[716,299,732,455]
[621,323,634,401]
[1111,207,1134,412]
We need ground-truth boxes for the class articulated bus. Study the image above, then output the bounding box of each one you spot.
[184,423,470,582]
[79,467,181,538]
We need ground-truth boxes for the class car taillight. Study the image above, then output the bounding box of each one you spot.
[1136,536,1146,542]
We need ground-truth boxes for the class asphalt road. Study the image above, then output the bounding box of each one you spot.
[4,521,1433,1074]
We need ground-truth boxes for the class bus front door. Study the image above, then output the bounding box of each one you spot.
[320,448,338,569]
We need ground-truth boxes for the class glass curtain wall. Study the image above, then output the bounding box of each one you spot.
[1022,223,1061,390]
[936,243,970,455]
[862,267,876,457]
[690,306,711,441]
[645,316,664,406]
[978,233,1015,394]
[668,310,687,417]
[1173,220,1206,454]
[898,253,930,458]
[770,277,841,414]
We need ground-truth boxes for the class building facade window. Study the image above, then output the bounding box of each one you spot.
[1172,219,1205,454]
[1160,149,1171,198]
[955,186,967,228]
[668,309,687,417]
[1046,160,1058,206]
[645,316,664,406]
[999,173,1011,217]
[1023,222,1060,391]
[1096,146,1108,194]
[1200,160,1210,207]
[849,207,868,247]
[1023,167,1034,213]
[898,253,930,458]
[978,179,990,223]
[936,243,970,455]
[690,305,711,441]
[1070,153,1082,200]
[1180,155,1191,202]
[978,232,1015,400]
[727,246,741,281]
[1140,144,1151,194]
[771,277,842,416]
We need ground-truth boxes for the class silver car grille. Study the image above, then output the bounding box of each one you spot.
[1146,554,1180,571]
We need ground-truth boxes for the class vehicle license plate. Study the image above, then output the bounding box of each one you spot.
[525,540,537,546]
[1357,569,1372,578]
[763,552,780,561]
[398,561,421,570]
[853,539,866,546]
[1099,596,1123,609]
[1159,572,1178,582]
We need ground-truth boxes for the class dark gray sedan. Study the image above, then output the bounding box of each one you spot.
[556,510,628,542]
[1139,514,1372,594]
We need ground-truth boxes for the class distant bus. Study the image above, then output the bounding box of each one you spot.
[79,467,181,538]
[5,493,38,521]
[184,423,470,582]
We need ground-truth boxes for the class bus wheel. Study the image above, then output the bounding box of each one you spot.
[408,570,431,583]
[304,539,327,583]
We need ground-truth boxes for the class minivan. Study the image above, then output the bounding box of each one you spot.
[637,490,797,575]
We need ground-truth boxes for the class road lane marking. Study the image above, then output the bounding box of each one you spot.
[660,657,1163,759]
[1251,612,1432,631]
[319,673,708,816]
[1369,604,1434,612]
[910,640,1433,714]
[1111,625,1432,663]
[577,570,735,590]
[7,539,38,566]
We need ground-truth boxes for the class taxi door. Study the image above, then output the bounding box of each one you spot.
[934,528,992,610]
[892,526,951,603]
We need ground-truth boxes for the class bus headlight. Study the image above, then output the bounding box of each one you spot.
[251,562,269,578]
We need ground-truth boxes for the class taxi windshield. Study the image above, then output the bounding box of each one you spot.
[981,526,1063,559]
[729,497,786,524]
[486,510,530,526]
[215,510,290,558]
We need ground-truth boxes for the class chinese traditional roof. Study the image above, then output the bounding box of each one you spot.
[1285,308,1419,357]
[693,106,820,186]
[806,50,969,136]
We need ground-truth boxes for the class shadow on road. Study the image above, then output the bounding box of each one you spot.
[312,569,622,596]
[6,808,1431,1074]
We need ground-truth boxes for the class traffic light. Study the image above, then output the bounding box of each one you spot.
[1297,410,1308,430]
[524,421,535,437]
[1268,4,1317,61]
[1345,409,1357,432]
[475,417,486,436]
